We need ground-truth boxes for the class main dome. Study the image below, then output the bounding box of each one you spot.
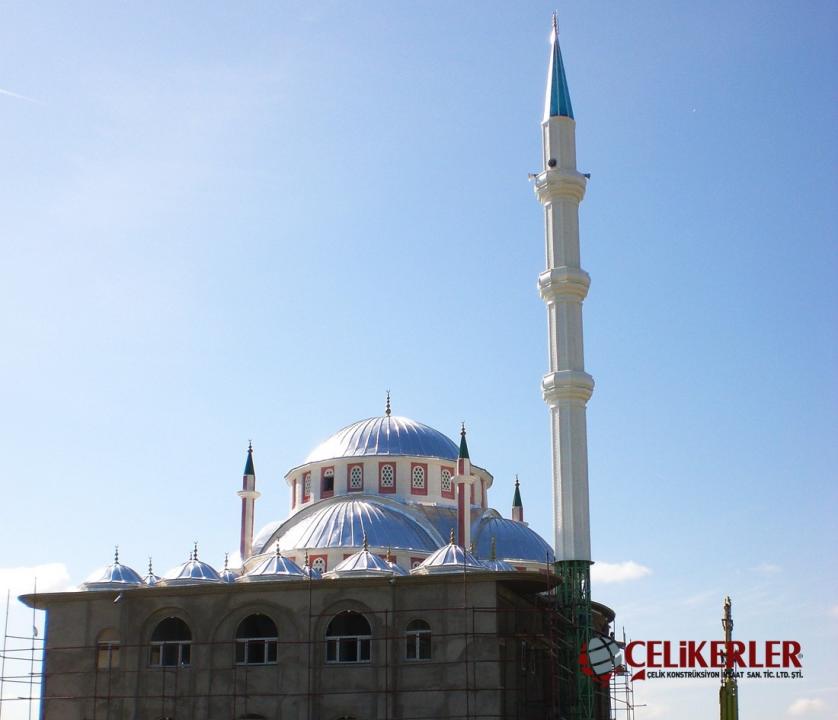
[304,415,458,464]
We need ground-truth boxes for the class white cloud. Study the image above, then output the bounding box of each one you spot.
[751,562,782,575]
[591,560,651,584]
[788,698,826,716]
[0,563,72,598]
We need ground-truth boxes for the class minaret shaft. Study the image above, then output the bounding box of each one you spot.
[536,109,593,562]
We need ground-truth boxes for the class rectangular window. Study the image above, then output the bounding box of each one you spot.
[321,467,334,497]
[410,463,428,496]
[379,463,396,493]
[348,464,363,492]
[236,638,278,665]
[96,642,120,670]
[150,642,190,667]
[326,637,370,663]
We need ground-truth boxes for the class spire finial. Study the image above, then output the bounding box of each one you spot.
[363,533,369,552]
[192,541,198,561]
[491,536,497,560]
[275,541,282,557]
[552,11,558,35]
[386,546,393,563]
[148,556,153,574]
[449,528,455,544]
[515,474,520,488]
[304,550,310,568]
[223,552,229,570]
[114,545,119,564]
[469,541,475,554]
[460,421,466,436]
[385,390,391,417]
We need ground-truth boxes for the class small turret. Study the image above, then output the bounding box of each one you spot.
[454,424,476,549]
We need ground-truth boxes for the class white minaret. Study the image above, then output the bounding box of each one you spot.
[237,442,260,561]
[535,16,593,562]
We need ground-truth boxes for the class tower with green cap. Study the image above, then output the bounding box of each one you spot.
[453,423,475,550]
[534,14,595,720]
[237,441,260,561]
[512,475,524,522]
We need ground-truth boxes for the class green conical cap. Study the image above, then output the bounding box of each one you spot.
[244,442,255,476]
[512,476,523,508]
[458,424,470,459]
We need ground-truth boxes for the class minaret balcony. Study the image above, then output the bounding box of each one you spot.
[542,370,594,405]
[538,267,590,302]
[534,168,587,203]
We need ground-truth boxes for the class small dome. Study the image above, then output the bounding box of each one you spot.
[474,517,555,564]
[240,545,306,582]
[302,564,322,580]
[303,415,458,464]
[162,547,221,585]
[412,541,486,575]
[262,496,440,554]
[325,542,394,578]
[142,558,161,587]
[81,548,143,591]
[219,554,240,583]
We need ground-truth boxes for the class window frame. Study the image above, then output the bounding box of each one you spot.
[410,462,428,496]
[96,641,120,670]
[302,472,312,503]
[405,619,431,661]
[149,617,192,668]
[325,612,372,665]
[347,463,364,492]
[235,614,279,666]
[321,466,335,498]
[378,462,396,494]
[440,466,455,499]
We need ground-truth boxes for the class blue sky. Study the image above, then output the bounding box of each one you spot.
[1,2,836,718]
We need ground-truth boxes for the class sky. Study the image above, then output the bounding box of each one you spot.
[1,2,836,718]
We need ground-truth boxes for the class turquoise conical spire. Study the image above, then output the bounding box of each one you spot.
[545,13,574,120]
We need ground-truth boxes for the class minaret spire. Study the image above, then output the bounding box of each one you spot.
[545,12,574,121]
[512,475,524,522]
[237,441,261,561]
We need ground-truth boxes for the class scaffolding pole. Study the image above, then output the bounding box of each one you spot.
[555,560,594,720]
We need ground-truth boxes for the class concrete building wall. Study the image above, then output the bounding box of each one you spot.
[29,573,564,720]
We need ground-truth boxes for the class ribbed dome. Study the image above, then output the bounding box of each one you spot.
[162,549,221,586]
[240,546,306,582]
[474,517,555,564]
[81,552,143,591]
[411,542,486,575]
[326,548,394,578]
[263,497,440,554]
[304,415,458,464]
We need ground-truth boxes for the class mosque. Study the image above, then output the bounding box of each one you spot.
[22,17,615,720]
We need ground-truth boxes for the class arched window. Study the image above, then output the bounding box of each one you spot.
[236,614,278,665]
[410,463,427,495]
[405,619,431,660]
[322,467,335,496]
[150,617,191,667]
[379,463,395,492]
[326,611,371,663]
[96,628,120,670]
[348,464,363,491]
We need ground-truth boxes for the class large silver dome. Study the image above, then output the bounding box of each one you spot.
[260,496,441,554]
[303,415,458,464]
